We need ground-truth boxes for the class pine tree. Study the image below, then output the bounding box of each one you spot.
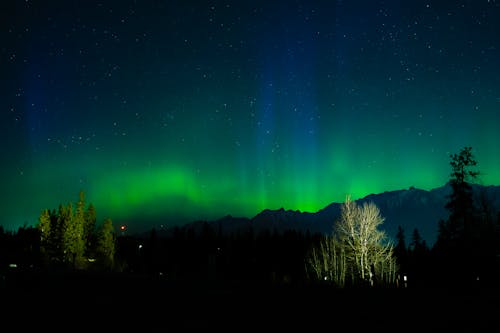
[443,146,479,247]
[58,203,73,264]
[35,191,117,271]
[37,209,51,264]
[96,218,115,270]
[63,198,85,268]
[395,225,407,275]
[84,203,97,257]
[410,228,429,257]
[435,146,480,283]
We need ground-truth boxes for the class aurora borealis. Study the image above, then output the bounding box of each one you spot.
[2,0,500,232]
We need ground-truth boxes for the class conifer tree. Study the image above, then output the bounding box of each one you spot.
[395,225,407,274]
[96,218,115,269]
[58,203,73,263]
[410,228,426,253]
[435,146,480,283]
[442,146,479,247]
[38,209,51,264]
[84,203,97,257]
[35,191,116,270]
[63,199,85,267]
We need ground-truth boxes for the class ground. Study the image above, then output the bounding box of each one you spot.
[1,270,498,331]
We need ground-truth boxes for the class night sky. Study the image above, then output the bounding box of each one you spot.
[2,0,500,232]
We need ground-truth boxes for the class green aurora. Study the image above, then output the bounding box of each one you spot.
[2,0,500,232]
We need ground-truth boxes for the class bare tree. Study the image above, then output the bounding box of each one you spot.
[335,195,396,285]
[307,196,397,286]
[306,235,346,287]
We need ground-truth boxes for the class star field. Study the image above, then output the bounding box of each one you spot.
[2,0,500,232]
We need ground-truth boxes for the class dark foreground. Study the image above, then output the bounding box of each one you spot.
[1,270,499,331]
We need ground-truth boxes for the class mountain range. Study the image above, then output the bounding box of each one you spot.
[166,183,500,246]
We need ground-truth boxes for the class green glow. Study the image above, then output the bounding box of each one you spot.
[94,166,243,225]
[92,165,199,210]
[5,137,499,232]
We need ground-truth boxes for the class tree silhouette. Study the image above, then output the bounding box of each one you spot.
[447,146,478,239]
[435,146,480,284]
[394,225,408,277]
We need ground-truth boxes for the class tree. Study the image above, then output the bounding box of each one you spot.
[84,203,97,257]
[38,210,51,247]
[96,218,115,270]
[394,225,407,275]
[434,146,485,284]
[307,196,397,286]
[336,196,397,285]
[407,228,430,286]
[35,191,115,271]
[442,146,479,247]
[306,235,347,287]
[64,195,85,268]
[410,228,427,254]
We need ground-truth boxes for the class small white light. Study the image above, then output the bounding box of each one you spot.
[324,276,328,281]
[138,244,143,249]
[403,275,407,282]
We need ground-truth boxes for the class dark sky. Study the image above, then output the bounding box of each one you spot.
[1,0,499,232]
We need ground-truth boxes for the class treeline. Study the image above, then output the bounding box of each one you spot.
[0,191,117,274]
[1,147,499,289]
[0,215,324,286]
[37,191,116,270]
[116,225,322,285]
[0,225,40,272]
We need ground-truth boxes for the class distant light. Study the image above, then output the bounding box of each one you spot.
[87,258,96,262]
[324,276,328,281]
[138,244,143,249]
[403,275,407,282]
[9,263,17,268]
[120,225,126,231]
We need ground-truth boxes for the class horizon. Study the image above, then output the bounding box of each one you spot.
[4,180,497,235]
[2,1,500,232]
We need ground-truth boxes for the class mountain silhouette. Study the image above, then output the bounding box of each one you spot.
[183,183,500,246]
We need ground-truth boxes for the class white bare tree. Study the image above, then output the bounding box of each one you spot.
[335,195,396,285]
[307,195,397,286]
[306,235,347,287]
